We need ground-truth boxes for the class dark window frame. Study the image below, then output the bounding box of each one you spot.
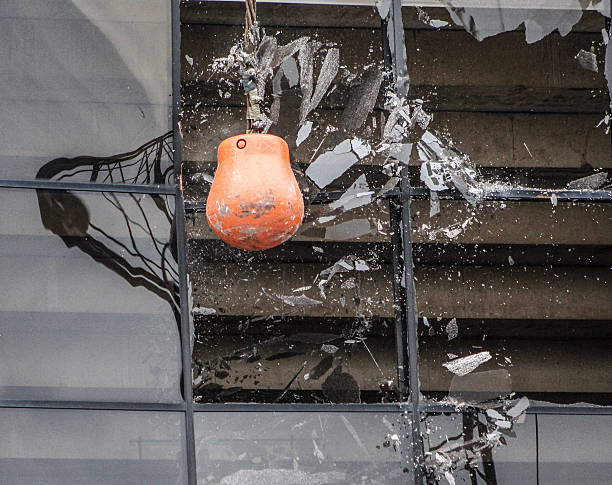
[0,1,611,485]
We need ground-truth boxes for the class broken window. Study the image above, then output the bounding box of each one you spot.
[184,0,611,483]
[184,2,401,404]
[417,200,612,406]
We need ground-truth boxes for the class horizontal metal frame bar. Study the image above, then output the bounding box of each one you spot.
[193,402,402,412]
[0,179,176,195]
[1,400,609,414]
[190,0,598,10]
[184,187,612,212]
[0,400,186,412]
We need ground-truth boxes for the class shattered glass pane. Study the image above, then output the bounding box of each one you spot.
[189,232,398,403]
[417,199,612,406]
[184,3,398,403]
[195,412,406,484]
[423,411,537,484]
[405,2,612,409]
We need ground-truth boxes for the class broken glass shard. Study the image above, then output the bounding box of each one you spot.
[321,344,339,354]
[280,295,323,307]
[192,306,216,315]
[350,138,371,159]
[486,408,504,420]
[305,142,359,188]
[575,49,598,72]
[429,19,449,28]
[280,56,299,87]
[329,174,373,212]
[566,172,608,190]
[298,41,317,121]
[378,176,400,197]
[421,162,448,191]
[324,219,371,241]
[271,36,308,70]
[444,3,585,44]
[445,318,458,340]
[292,285,312,293]
[376,0,391,19]
[506,396,530,418]
[191,172,214,184]
[319,256,357,283]
[429,191,440,217]
[301,48,339,124]
[317,215,337,224]
[393,143,413,165]
[443,351,492,376]
[296,121,313,147]
[338,67,383,134]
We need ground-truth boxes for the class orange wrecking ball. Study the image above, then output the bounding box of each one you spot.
[206,134,304,251]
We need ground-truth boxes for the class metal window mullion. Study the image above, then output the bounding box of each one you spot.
[399,172,426,483]
[0,179,175,195]
[0,400,187,412]
[193,402,402,413]
[171,0,198,483]
[389,200,409,399]
[383,0,426,481]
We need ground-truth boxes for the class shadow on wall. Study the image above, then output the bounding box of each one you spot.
[0,0,172,179]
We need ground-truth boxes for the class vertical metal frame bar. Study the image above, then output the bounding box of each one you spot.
[384,0,425,482]
[171,0,198,483]
[400,176,425,482]
[389,201,409,399]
